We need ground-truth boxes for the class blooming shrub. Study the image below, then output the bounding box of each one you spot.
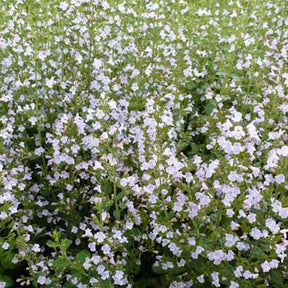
[1,0,288,287]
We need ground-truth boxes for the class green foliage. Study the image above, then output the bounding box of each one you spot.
[75,250,91,264]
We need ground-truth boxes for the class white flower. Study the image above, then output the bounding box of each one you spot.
[234,266,243,277]
[101,244,111,255]
[280,146,288,156]
[168,243,182,257]
[266,218,280,234]
[191,246,204,259]
[2,242,9,250]
[113,270,127,285]
[59,2,68,11]
[261,261,271,272]
[37,276,46,285]
[94,232,106,243]
[229,281,239,288]
[247,213,256,224]
[226,210,235,220]
[93,59,102,70]
[94,161,104,170]
[0,212,8,220]
[32,244,41,252]
[108,100,117,110]
[197,275,205,283]
[265,152,279,169]
[211,272,220,287]
[270,259,279,269]
[250,227,263,240]
[225,234,239,247]
[71,226,78,233]
[29,116,37,126]
[88,242,96,252]
[275,174,285,184]
[45,77,55,89]
[145,64,153,76]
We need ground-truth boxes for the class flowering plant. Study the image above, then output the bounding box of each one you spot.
[1,0,288,287]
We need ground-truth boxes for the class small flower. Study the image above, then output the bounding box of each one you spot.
[229,281,239,288]
[2,242,9,250]
[275,174,285,184]
[45,77,55,89]
[94,232,106,243]
[225,234,239,247]
[197,275,205,283]
[261,261,270,273]
[101,244,111,255]
[37,276,46,285]
[265,218,280,234]
[32,244,41,252]
[59,2,68,11]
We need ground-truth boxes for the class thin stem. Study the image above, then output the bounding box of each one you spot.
[28,4,47,174]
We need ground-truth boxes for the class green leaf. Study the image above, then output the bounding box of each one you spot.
[102,201,113,212]
[231,73,241,81]
[204,100,216,116]
[60,239,72,253]
[40,189,51,198]
[1,252,16,269]
[151,263,167,275]
[270,270,284,287]
[71,269,83,278]
[222,95,231,102]
[113,209,121,220]
[216,71,226,77]
[125,259,140,275]
[46,240,58,248]
[249,247,264,259]
[116,191,125,201]
[75,250,90,264]
[185,83,195,92]
[53,256,70,269]
[0,275,14,287]
[102,183,113,194]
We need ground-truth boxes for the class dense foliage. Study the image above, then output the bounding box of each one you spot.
[1,0,288,287]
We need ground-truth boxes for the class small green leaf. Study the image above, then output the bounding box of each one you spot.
[216,71,226,77]
[102,183,113,194]
[205,100,216,116]
[113,209,121,220]
[40,189,51,197]
[102,201,113,212]
[152,263,167,275]
[0,275,14,287]
[60,239,72,253]
[185,83,195,92]
[125,259,140,275]
[53,256,70,269]
[46,240,58,248]
[116,191,125,201]
[270,270,284,287]
[1,252,16,269]
[231,73,241,81]
[75,250,90,264]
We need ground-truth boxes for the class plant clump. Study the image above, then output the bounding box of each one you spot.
[0,0,288,287]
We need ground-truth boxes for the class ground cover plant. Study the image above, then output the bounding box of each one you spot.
[0,0,288,287]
